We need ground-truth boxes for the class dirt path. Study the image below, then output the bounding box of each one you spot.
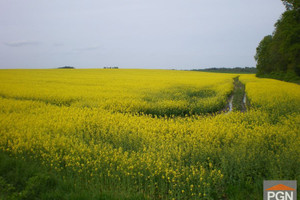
[226,76,247,113]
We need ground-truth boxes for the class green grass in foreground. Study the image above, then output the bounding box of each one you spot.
[0,150,273,200]
[0,151,146,200]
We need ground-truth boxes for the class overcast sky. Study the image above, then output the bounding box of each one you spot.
[0,0,285,69]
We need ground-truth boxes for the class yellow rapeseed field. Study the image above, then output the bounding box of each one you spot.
[0,69,299,199]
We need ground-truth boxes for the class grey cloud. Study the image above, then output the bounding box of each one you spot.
[4,41,40,47]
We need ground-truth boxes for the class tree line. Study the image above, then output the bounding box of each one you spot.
[192,67,256,74]
[255,0,300,81]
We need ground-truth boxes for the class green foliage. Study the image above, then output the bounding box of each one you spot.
[255,35,273,75]
[0,151,60,200]
[0,151,147,200]
[255,1,300,79]
[256,71,300,84]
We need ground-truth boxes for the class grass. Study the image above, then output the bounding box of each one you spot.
[224,181,262,200]
[0,149,266,200]
[232,77,246,112]
[0,151,147,200]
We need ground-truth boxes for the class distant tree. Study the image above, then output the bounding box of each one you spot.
[58,66,75,69]
[255,0,300,78]
[255,35,273,75]
[272,9,300,74]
